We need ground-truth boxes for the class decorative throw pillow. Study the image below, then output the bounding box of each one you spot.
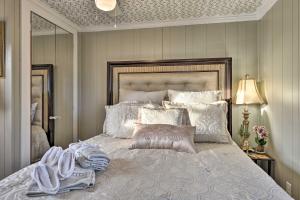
[163,101,230,143]
[138,107,184,126]
[130,124,196,153]
[168,89,221,104]
[31,102,38,123]
[162,101,191,125]
[103,102,158,138]
[119,89,167,104]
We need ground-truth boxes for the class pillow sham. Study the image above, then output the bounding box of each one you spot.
[163,101,230,143]
[138,107,184,126]
[168,89,221,104]
[31,102,38,123]
[119,89,167,104]
[103,102,158,138]
[130,124,196,153]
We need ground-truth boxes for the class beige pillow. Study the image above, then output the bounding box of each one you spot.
[130,124,196,153]
[163,101,230,143]
[168,89,221,104]
[138,107,183,126]
[162,102,191,125]
[119,89,167,104]
[103,102,158,138]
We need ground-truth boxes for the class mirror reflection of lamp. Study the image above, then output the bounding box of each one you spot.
[235,74,264,150]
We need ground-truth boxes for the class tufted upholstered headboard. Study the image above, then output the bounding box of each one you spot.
[107,58,232,135]
[32,64,54,146]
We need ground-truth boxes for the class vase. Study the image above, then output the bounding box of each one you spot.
[256,145,265,153]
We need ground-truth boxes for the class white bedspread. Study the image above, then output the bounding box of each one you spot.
[0,134,292,200]
[31,125,50,162]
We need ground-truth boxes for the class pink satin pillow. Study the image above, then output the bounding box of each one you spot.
[130,124,196,153]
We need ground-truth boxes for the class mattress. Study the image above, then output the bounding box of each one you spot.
[31,125,50,162]
[0,134,292,200]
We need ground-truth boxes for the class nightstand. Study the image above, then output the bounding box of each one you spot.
[246,151,275,177]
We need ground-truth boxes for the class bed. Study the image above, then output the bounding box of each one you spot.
[0,58,292,200]
[31,65,54,162]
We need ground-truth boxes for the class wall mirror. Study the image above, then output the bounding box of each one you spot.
[31,13,74,163]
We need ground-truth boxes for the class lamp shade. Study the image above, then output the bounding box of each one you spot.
[235,76,264,105]
[95,0,116,11]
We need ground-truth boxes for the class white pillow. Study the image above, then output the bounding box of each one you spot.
[31,102,38,123]
[138,107,184,126]
[103,102,158,138]
[168,89,221,104]
[163,101,230,143]
[119,89,167,104]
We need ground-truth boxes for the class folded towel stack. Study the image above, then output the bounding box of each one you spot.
[27,146,97,196]
[69,142,110,171]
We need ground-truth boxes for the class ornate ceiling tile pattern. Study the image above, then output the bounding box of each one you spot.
[31,13,56,32]
[40,0,265,27]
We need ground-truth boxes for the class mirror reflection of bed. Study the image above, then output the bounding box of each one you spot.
[31,65,53,162]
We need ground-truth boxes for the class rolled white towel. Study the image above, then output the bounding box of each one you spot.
[40,146,63,167]
[31,164,60,195]
[58,150,75,180]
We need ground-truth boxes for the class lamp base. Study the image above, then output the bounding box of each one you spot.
[240,106,250,151]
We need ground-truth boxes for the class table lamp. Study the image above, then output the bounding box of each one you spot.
[235,74,264,150]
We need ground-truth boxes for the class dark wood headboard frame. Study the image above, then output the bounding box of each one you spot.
[32,64,54,146]
[107,58,232,136]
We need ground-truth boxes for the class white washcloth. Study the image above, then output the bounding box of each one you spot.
[40,146,63,167]
[27,166,95,197]
[58,150,75,180]
[31,164,60,195]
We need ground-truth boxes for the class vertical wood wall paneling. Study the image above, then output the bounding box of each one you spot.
[0,0,5,179]
[162,26,186,59]
[186,25,207,58]
[79,21,259,149]
[271,0,284,186]
[295,0,300,197]
[292,0,300,198]
[206,23,226,57]
[259,0,300,199]
[0,0,20,179]
[282,0,294,192]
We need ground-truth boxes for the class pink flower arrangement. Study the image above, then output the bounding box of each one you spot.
[253,125,268,146]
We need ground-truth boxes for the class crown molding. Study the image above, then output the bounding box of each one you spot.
[256,0,278,20]
[81,13,259,32]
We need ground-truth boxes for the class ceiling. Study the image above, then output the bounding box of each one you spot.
[39,0,277,32]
